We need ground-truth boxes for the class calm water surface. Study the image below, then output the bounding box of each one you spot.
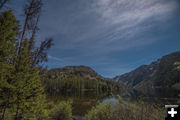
[51,88,180,116]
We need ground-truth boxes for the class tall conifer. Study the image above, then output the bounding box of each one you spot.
[0,10,19,120]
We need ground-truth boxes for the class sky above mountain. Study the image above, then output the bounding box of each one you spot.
[11,0,180,77]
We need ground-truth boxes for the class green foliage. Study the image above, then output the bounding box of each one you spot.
[13,58,46,119]
[84,99,164,120]
[0,10,19,57]
[50,101,73,120]
[0,10,19,89]
[11,29,46,120]
[178,94,180,104]
[174,62,180,101]
[0,10,19,120]
[0,10,47,120]
[83,103,113,120]
[113,99,164,120]
[41,69,122,98]
[43,76,112,96]
[174,62,180,71]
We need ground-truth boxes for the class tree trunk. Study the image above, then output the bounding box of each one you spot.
[14,101,20,120]
[17,15,29,54]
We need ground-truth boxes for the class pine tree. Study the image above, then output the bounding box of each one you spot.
[13,40,47,120]
[0,9,48,120]
[0,0,53,119]
[0,10,19,120]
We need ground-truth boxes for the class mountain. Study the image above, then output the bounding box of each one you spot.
[41,65,123,97]
[49,65,104,80]
[113,51,180,90]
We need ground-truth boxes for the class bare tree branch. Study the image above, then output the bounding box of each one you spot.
[0,0,9,10]
[18,0,42,54]
[32,38,54,66]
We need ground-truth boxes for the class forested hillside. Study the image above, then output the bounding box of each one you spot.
[41,66,124,97]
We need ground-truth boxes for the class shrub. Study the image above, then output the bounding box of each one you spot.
[84,98,164,120]
[50,101,72,120]
[83,102,113,120]
[113,99,164,120]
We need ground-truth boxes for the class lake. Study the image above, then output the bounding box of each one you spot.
[49,88,180,116]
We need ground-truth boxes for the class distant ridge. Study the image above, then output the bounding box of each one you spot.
[42,51,180,92]
[112,51,180,90]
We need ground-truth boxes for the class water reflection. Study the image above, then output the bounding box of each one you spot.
[49,88,180,116]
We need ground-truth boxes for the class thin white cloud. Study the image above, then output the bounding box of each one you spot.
[39,0,178,56]
[90,0,177,40]
[48,55,63,62]
[94,0,177,24]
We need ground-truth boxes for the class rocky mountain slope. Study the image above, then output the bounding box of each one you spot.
[113,51,180,90]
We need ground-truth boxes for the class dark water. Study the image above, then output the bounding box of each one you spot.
[50,88,180,116]
[48,90,111,115]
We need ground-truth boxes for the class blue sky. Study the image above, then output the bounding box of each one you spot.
[11,0,180,78]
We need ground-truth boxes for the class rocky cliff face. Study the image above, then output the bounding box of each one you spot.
[113,51,180,89]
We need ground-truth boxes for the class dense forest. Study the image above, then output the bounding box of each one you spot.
[41,66,124,98]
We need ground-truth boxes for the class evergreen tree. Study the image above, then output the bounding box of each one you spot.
[0,10,19,120]
[0,0,53,119]
[14,40,47,120]
[0,8,50,120]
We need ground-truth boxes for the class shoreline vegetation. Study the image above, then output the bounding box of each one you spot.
[0,97,165,120]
